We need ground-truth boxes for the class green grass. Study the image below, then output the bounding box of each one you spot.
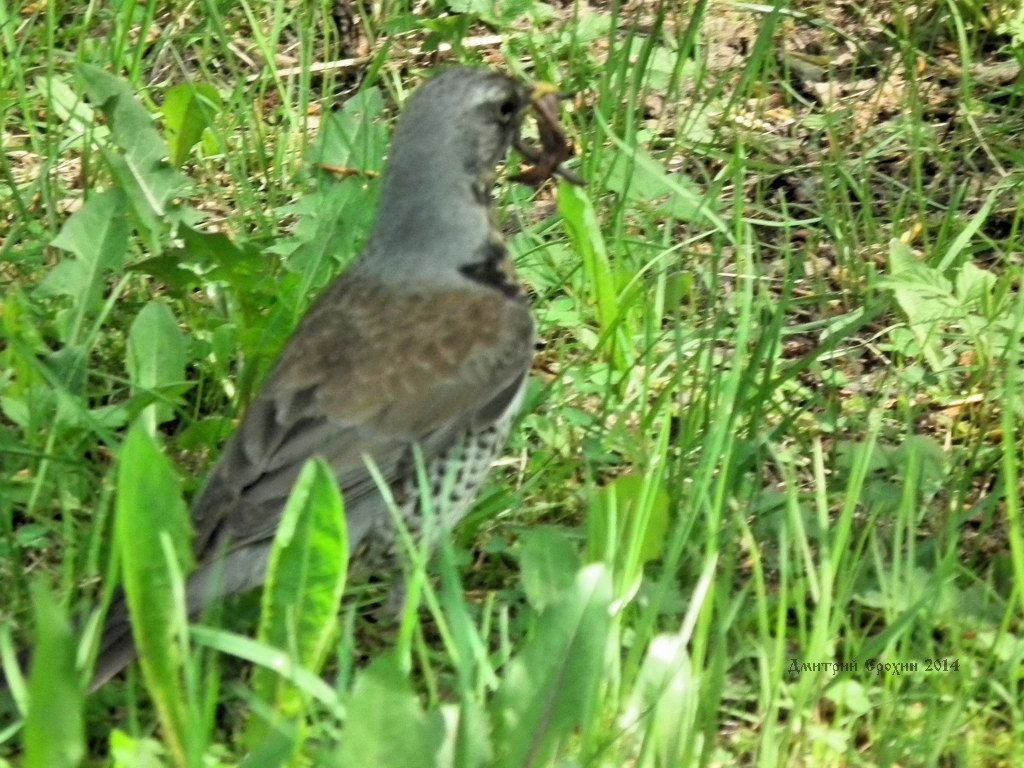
[3,0,1024,765]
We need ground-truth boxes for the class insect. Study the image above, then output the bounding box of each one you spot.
[513,84,583,187]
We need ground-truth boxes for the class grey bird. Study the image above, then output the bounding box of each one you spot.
[87,67,578,689]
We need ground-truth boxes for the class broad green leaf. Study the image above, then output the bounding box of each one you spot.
[280,181,379,291]
[116,424,194,767]
[161,83,223,167]
[136,226,267,305]
[335,655,444,768]
[41,188,130,343]
[621,632,698,767]
[825,679,873,715]
[954,261,997,306]
[285,88,388,290]
[438,699,493,768]
[518,527,580,611]
[109,730,165,768]
[35,74,102,144]
[443,0,539,23]
[306,87,386,172]
[597,114,729,236]
[23,583,84,768]
[492,565,612,768]
[248,457,346,748]
[559,184,630,372]
[77,64,188,250]
[884,239,953,303]
[588,472,670,582]
[444,0,491,15]
[603,150,705,221]
[881,239,953,371]
[127,301,188,433]
[237,726,297,768]
[256,457,347,672]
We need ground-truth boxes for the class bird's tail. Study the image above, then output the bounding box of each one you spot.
[88,543,268,691]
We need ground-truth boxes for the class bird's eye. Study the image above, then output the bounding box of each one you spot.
[496,97,519,122]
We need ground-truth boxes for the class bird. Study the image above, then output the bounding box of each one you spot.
[86,67,579,689]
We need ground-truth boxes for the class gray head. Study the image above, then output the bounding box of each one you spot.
[359,68,534,281]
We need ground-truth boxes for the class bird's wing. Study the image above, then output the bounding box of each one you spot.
[190,277,534,562]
